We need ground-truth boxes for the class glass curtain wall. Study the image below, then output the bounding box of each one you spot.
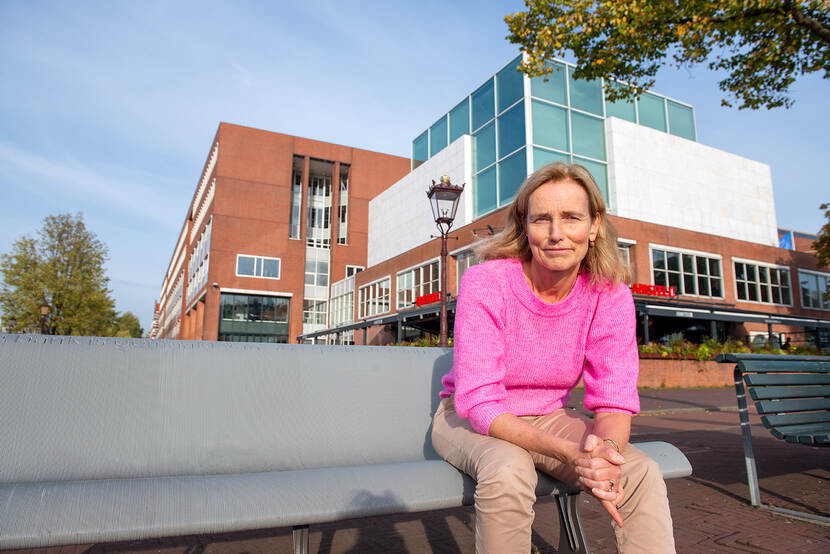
[413,56,697,219]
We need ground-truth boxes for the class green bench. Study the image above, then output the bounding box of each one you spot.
[716,353,830,524]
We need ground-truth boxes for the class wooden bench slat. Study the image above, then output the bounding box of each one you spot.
[755,398,830,414]
[737,360,830,373]
[745,374,830,386]
[770,421,830,437]
[749,385,830,400]
[762,411,830,427]
[772,430,830,446]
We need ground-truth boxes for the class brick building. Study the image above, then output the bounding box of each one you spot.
[152,57,830,349]
[302,56,830,348]
[150,123,409,342]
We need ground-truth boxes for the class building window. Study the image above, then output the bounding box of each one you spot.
[346,265,364,277]
[617,240,635,275]
[651,247,722,297]
[331,275,356,327]
[218,293,289,343]
[333,330,355,345]
[358,277,391,318]
[289,156,303,239]
[236,255,281,279]
[337,164,349,245]
[304,259,329,287]
[306,159,333,248]
[330,291,354,327]
[618,244,631,266]
[456,250,479,289]
[187,218,212,305]
[302,299,328,325]
[799,269,830,310]
[734,260,791,305]
[397,260,440,310]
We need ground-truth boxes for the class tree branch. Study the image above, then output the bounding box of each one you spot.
[785,1,830,45]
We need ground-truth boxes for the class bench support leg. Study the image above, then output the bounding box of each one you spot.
[292,524,309,554]
[734,369,762,507]
[556,492,590,554]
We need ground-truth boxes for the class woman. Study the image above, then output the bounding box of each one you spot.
[431,162,675,553]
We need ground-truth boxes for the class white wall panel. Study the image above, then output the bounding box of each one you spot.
[368,136,472,266]
[606,117,778,246]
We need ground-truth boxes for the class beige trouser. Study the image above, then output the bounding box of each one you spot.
[431,397,676,554]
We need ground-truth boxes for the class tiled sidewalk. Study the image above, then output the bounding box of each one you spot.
[4,388,829,553]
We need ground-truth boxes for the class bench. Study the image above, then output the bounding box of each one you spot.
[1,334,691,554]
[716,353,830,524]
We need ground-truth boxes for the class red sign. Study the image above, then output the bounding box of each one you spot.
[631,283,676,298]
[416,291,442,306]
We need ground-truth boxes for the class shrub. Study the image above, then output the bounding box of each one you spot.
[638,337,822,360]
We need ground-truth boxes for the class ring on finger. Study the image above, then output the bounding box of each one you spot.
[608,481,615,492]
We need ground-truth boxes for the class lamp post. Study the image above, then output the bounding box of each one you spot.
[39,302,50,335]
[426,175,464,347]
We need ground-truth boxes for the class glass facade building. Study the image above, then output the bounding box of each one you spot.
[412,56,697,219]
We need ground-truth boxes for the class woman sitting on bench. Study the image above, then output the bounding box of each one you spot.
[432,162,675,553]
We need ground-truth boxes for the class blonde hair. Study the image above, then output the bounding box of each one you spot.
[475,162,629,286]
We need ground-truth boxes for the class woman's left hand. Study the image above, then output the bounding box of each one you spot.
[573,434,626,526]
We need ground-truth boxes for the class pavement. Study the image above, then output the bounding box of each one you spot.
[4,387,829,554]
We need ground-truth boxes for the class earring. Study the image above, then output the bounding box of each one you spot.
[588,239,595,248]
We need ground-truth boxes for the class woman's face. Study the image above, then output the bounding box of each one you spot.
[525,178,600,279]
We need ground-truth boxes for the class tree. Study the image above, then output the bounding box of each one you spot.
[815,202,830,265]
[505,1,830,109]
[1,213,116,336]
[112,311,144,338]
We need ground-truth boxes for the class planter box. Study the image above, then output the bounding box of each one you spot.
[637,358,733,388]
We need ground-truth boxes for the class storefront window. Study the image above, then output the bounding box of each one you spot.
[218,293,289,343]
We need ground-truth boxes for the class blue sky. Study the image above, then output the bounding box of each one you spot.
[1,0,827,332]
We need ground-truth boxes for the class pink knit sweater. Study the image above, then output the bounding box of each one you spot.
[441,258,640,435]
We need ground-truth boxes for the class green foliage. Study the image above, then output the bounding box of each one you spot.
[1,213,116,336]
[815,202,830,267]
[505,1,830,109]
[638,336,821,359]
[112,311,144,338]
[393,336,454,347]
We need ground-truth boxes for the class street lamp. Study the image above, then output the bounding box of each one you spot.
[39,302,50,335]
[426,175,464,347]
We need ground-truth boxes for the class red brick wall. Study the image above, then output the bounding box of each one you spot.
[167,122,409,342]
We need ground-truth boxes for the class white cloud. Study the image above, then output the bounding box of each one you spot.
[0,141,183,228]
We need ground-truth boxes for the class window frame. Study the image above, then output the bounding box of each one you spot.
[454,249,479,291]
[346,265,364,278]
[797,268,830,311]
[358,275,392,319]
[648,244,724,299]
[396,258,441,311]
[618,238,636,270]
[732,257,793,307]
[235,254,281,280]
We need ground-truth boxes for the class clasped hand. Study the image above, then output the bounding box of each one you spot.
[572,434,626,526]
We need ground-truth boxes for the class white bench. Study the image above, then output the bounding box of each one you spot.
[0,334,692,553]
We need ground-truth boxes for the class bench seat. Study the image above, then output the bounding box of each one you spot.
[0,443,689,550]
[716,353,830,524]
